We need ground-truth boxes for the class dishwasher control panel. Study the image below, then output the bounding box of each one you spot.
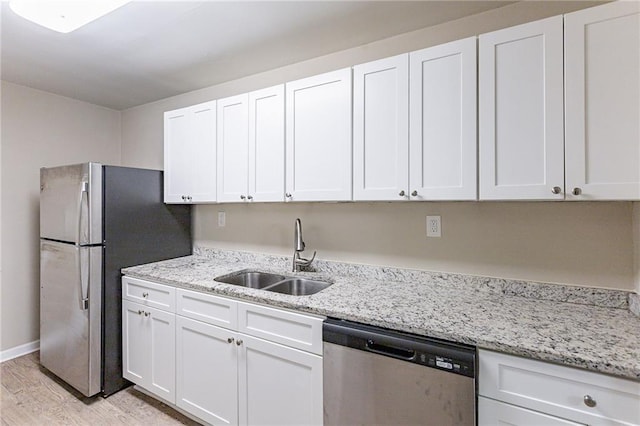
[424,354,473,377]
[324,318,476,378]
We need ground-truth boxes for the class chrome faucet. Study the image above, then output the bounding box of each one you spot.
[292,218,316,272]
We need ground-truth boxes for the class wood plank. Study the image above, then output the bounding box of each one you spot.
[1,352,199,425]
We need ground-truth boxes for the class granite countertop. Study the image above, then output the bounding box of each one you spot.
[122,248,640,381]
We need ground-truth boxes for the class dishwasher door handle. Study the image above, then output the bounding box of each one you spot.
[365,339,416,360]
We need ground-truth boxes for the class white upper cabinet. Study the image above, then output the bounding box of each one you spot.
[217,86,286,203]
[286,68,352,201]
[217,94,250,203]
[479,16,564,200]
[353,54,409,201]
[249,85,285,202]
[164,101,217,203]
[410,37,478,201]
[564,1,640,200]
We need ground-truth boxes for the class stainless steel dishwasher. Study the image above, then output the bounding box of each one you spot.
[323,318,476,426]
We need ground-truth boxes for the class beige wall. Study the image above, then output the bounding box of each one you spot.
[195,202,634,290]
[0,81,122,352]
[119,0,637,292]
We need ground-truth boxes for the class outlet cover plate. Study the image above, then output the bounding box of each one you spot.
[426,215,441,237]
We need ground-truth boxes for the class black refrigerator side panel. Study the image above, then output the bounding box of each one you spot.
[102,166,192,396]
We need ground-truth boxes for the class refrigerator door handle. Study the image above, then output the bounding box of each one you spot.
[77,247,89,310]
[77,181,88,245]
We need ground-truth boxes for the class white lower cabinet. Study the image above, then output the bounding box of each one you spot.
[176,318,322,426]
[123,279,324,426]
[238,334,323,426]
[122,299,176,403]
[478,349,640,426]
[176,316,238,425]
[175,289,324,426]
[479,396,584,426]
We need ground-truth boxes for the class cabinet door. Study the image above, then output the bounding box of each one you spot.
[478,397,585,426]
[217,94,250,203]
[147,305,176,403]
[238,334,322,425]
[409,37,477,201]
[164,101,217,203]
[176,316,238,426]
[353,54,409,201]
[479,17,564,200]
[238,335,323,426]
[164,108,192,203]
[122,299,149,386]
[122,301,175,403]
[565,2,640,200]
[249,85,285,202]
[285,68,352,201]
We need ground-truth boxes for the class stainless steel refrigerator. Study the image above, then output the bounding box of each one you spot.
[39,163,191,397]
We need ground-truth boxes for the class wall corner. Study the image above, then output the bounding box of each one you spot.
[633,202,640,294]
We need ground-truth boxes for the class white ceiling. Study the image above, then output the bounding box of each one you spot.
[1,1,514,110]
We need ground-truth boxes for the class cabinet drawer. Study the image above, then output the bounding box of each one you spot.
[122,276,175,312]
[478,396,584,426]
[479,349,640,425]
[237,302,324,355]
[176,288,238,329]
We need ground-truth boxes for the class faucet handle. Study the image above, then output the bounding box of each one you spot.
[300,250,316,266]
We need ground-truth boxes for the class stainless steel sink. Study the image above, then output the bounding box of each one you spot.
[214,271,287,289]
[264,278,331,296]
[214,271,331,296]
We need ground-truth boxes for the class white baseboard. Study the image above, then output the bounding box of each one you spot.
[0,340,40,363]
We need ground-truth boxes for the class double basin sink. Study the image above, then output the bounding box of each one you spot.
[214,270,331,296]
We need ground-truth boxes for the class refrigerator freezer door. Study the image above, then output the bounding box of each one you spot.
[40,240,102,397]
[40,163,103,245]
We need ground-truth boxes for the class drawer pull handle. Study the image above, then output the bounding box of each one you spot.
[227,337,234,344]
[142,292,149,298]
[583,395,596,408]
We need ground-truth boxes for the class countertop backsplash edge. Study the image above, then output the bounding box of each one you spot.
[193,246,633,312]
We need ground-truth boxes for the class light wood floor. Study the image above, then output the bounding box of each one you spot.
[1,352,201,425]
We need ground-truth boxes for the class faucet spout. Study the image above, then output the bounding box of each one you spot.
[294,218,305,251]
[292,218,316,272]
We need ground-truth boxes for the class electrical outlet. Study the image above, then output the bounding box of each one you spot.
[426,215,441,237]
[218,211,226,227]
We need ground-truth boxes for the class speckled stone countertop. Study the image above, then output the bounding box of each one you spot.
[122,248,640,381]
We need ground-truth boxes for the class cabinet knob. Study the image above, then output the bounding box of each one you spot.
[240,195,246,200]
[399,190,405,197]
[583,395,596,408]
[285,193,292,199]
[411,190,418,197]
[142,292,149,298]
[137,310,143,315]
[181,195,186,201]
[187,196,192,201]
[236,339,243,346]
[227,337,235,344]
[572,187,582,196]
[144,311,151,317]
[247,195,253,200]
[551,186,562,195]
